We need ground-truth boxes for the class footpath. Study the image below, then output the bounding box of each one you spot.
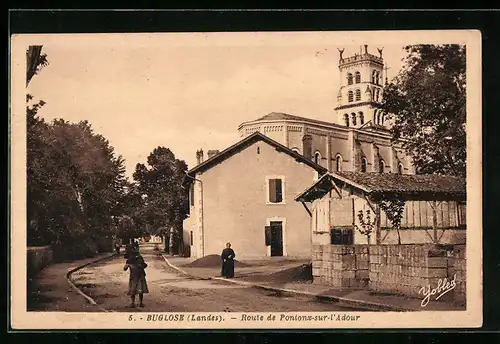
[27,253,116,312]
[163,255,464,312]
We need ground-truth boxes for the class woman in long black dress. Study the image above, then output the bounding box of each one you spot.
[221,242,236,278]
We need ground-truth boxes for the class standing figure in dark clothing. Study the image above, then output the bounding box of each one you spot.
[115,244,121,255]
[124,243,133,259]
[124,252,149,308]
[221,242,236,278]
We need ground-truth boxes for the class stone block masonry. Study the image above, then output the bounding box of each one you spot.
[313,243,466,305]
[447,244,466,306]
[369,244,439,298]
[312,244,369,289]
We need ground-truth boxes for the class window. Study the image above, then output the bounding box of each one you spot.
[331,227,354,245]
[351,113,357,126]
[347,73,353,85]
[189,184,195,206]
[348,90,354,102]
[344,113,349,127]
[372,70,376,84]
[268,178,283,203]
[376,71,381,85]
[379,159,385,173]
[376,111,381,125]
[398,163,403,174]
[190,231,193,245]
[374,89,379,102]
[355,89,361,101]
[359,112,364,125]
[336,155,343,172]
[314,151,321,165]
[355,71,361,83]
[381,113,386,125]
[361,157,367,172]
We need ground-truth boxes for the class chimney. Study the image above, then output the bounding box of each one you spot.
[196,149,204,165]
[207,150,220,159]
[302,134,313,160]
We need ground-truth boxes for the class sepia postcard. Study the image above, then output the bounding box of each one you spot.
[10,29,482,330]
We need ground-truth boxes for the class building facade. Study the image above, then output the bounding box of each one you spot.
[183,133,327,260]
[182,46,418,260]
[238,46,415,176]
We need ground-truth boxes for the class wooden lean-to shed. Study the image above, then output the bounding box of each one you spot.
[295,172,466,246]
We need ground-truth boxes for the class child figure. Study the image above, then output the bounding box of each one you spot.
[124,252,149,308]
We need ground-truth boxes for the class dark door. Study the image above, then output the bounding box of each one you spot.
[270,221,283,256]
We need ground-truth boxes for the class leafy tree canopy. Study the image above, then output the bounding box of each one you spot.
[133,147,189,252]
[382,44,466,177]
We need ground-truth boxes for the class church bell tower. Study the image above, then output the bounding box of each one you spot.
[334,45,388,129]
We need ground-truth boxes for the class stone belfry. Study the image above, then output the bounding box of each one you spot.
[334,45,388,129]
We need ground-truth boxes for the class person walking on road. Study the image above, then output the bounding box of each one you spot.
[124,250,149,308]
[221,242,236,278]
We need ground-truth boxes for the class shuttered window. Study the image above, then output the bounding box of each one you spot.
[331,227,354,245]
[268,178,283,203]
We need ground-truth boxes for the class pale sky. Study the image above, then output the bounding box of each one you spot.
[26,32,407,180]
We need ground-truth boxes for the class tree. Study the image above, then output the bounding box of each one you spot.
[27,119,128,256]
[133,147,189,254]
[27,45,49,87]
[27,45,50,245]
[26,45,130,258]
[378,199,406,245]
[381,44,466,177]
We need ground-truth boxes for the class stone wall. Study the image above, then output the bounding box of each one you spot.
[27,246,53,278]
[313,243,466,303]
[312,244,369,288]
[448,244,466,306]
[369,244,450,298]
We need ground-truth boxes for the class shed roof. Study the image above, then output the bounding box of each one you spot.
[295,171,466,202]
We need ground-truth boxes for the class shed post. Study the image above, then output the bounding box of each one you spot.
[431,201,438,244]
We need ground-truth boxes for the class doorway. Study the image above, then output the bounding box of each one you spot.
[269,221,283,256]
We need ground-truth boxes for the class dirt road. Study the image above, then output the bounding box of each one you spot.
[71,251,363,312]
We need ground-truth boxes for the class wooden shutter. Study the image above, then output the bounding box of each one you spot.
[265,226,272,245]
[275,179,283,203]
[269,179,277,203]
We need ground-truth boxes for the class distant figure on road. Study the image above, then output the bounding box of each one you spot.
[124,252,149,308]
[221,242,236,278]
[115,244,121,255]
[124,243,133,259]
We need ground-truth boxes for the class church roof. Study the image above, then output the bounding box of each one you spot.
[252,112,346,129]
[295,172,466,203]
[183,131,328,186]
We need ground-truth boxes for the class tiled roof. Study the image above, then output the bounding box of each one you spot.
[295,172,466,202]
[335,172,466,195]
[183,132,328,185]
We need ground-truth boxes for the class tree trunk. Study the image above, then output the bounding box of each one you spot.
[396,227,402,245]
